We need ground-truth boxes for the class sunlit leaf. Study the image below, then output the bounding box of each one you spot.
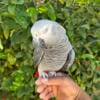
[81,54,95,59]
[0,52,6,59]
[0,39,3,50]
[26,7,38,22]
[7,53,16,65]
[1,24,9,39]
[59,0,65,4]
[8,4,16,15]
[38,6,48,13]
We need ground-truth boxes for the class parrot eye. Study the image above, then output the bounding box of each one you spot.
[39,38,47,48]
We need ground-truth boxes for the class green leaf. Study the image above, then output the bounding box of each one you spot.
[15,7,29,29]
[0,65,4,73]
[1,77,13,91]
[47,4,56,20]
[1,18,18,39]
[26,7,37,22]
[38,6,48,13]
[8,4,16,15]
[94,29,100,38]
[59,0,65,4]
[70,65,77,73]
[7,53,16,65]
[1,24,9,39]
[16,85,33,97]
[15,52,24,58]
[11,29,30,45]
[81,54,95,59]
[26,7,37,17]
[2,18,17,30]
[0,39,3,50]
[76,0,89,5]
[81,24,90,30]
[15,16,28,29]
[10,0,24,5]
[0,52,6,59]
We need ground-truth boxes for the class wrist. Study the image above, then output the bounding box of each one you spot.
[73,85,80,100]
[56,84,80,100]
[75,88,91,100]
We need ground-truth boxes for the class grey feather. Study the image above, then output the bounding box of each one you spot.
[33,38,46,68]
[33,46,44,68]
[31,19,75,76]
[60,49,75,72]
[38,38,73,73]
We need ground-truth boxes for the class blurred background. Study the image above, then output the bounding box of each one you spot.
[0,0,100,100]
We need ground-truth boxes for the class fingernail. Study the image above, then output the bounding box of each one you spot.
[35,80,40,85]
[37,89,40,93]
[40,94,44,99]
[35,80,38,84]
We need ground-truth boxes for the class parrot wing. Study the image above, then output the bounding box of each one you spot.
[34,46,44,68]
[33,38,46,68]
[60,49,75,72]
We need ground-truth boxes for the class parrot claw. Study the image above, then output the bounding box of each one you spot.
[41,71,49,79]
[49,71,56,77]
[41,71,56,79]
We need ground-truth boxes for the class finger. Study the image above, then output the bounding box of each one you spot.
[42,86,53,100]
[37,84,47,93]
[43,92,54,100]
[39,87,52,99]
[52,85,58,97]
[41,77,67,86]
[35,78,44,85]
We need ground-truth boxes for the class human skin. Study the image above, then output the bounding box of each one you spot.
[35,76,91,100]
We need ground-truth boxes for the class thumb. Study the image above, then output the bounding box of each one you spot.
[41,77,67,86]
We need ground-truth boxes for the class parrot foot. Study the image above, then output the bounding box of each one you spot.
[40,71,56,79]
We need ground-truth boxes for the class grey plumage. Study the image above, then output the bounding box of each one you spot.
[31,19,75,77]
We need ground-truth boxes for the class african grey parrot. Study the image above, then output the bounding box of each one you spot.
[31,19,75,78]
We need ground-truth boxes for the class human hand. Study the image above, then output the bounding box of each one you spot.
[35,76,80,100]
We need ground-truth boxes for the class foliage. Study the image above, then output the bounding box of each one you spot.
[0,0,100,99]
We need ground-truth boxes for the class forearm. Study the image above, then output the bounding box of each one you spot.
[75,89,91,100]
[56,88,91,100]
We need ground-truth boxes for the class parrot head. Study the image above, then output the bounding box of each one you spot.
[31,19,66,47]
